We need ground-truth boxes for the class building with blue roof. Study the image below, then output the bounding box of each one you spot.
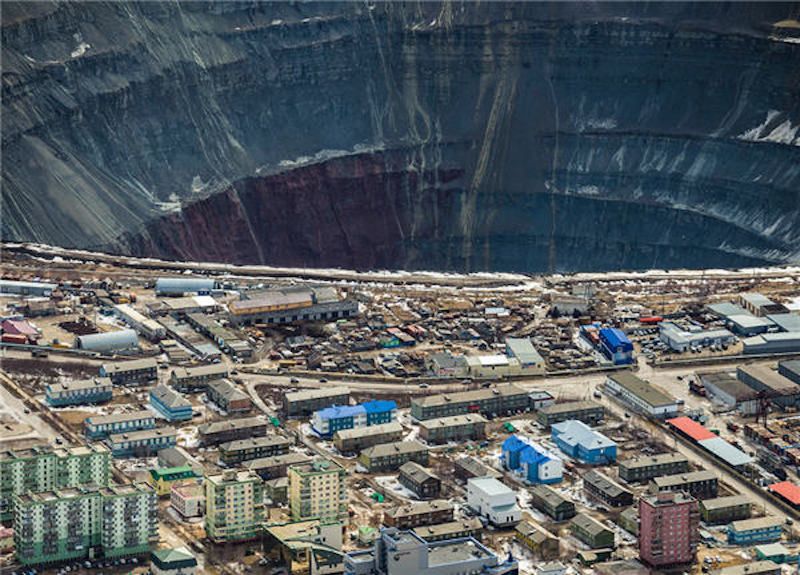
[551,420,617,464]
[598,328,634,365]
[312,400,397,437]
[502,435,563,484]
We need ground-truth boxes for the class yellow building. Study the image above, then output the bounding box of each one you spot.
[147,466,198,497]
[205,469,264,542]
[288,460,347,523]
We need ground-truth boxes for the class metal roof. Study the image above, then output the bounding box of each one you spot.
[666,417,717,441]
[607,372,675,407]
[505,337,545,365]
[468,476,514,497]
[768,481,800,505]
[552,420,616,450]
[285,386,350,403]
[619,452,687,470]
[697,436,753,467]
[413,384,528,408]
[540,400,603,415]
[700,495,752,511]
[362,440,427,458]
[76,329,139,351]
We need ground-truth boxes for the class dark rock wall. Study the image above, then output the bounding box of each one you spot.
[3,2,800,272]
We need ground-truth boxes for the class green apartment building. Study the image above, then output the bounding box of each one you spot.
[13,483,157,566]
[205,470,265,543]
[1,445,111,521]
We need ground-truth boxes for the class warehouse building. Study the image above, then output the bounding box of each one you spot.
[529,484,576,521]
[699,371,760,415]
[218,435,293,466]
[199,416,267,446]
[768,481,800,509]
[467,477,521,527]
[739,294,777,317]
[505,337,546,372]
[207,379,252,413]
[713,561,781,575]
[667,417,753,470]
[737,365,800,409]
[414,518,483,543]
[650,470,718,500]
[333,421,404,454]
[728,516,784,545]
[228,286,358,327]
[551,420,617,464]
[426,352,469,378]
[84,410,157,440]
[155,277,216,296]
[284,387,351,418]
[75,329,139,353]
[13,483,157,566]
[246,453,312,480]
[570,514,615,549]
[170,363,229,392]
[536,401,604,427]
[699,495,752,524]
[598,328,634,365]
[99,357,158,386]
[114,304,166,341]
[618,453,689,483]
[150,385,193,422]
[514,520,560,560]
[384,500,454,529]
[46,377,113,407]
[743,333,800,356]
[107,427,177,457]
[726,314,774,337]
[398,462,441,499]
[410,384,530,420]
[185,313,253,359]
[312,400,397,438]
[659,322,735,353]
[359,441,429,473]
[151,295,218,316]
[0,279,57,296]
[419,414,487,444]
[778,360,800,386]
[583,470,634,508]
[604,372,680,418]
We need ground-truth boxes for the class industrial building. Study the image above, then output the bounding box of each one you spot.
[514,520,560,560]
[170,363,229,392]
[227,286,357,327]
[384,500,454,529]
[699,495,752,524]
[359,441,429,473]
[426,352,469,378]
[155,277,216,296]
[570,514,615,549]
[284,386,351,418]
[184,313,253,359]
[84,410,157,440]
[737,365,800,409]
[529,484,576,521]
[502,435,563,484]
[618,452,689,483]
[344,528,518,575]
[0,279,57,296]
[768,481,800,509]
[419,414,487,444]
[659,322,735,352]
[99,357,158,386]
[583,470,634,508]
[150,385,192,422]
[14,483,157,566]
[218,435,293,465]
[778,360,800,386]
[743,333,800,355]
[198,416,267,446]
[650,470,718,500]
[334,421,404,454]
[598,328,634,365]
[638,492,699,568]
[246,453,313,480]
[728,516,784,545]
[505,337,546,372]
[152,295,218,316]
[288,459,348,522]
[114,304,166,341]
[206,379,252,413]
[739,293,778,316]
[106,427,177,457]
[465,355,523,379]
[311,399,397,438]
[467,477,521,527]
[205,470,264,543]
[75,329,139,353]
[698,371,760,415]
[551,420,617,464]
[398,462,441,499]
[666,417,753,469]
[713,561,781,575]
[262,519,344,575]
[604,372,680,418]
[414,518,483,543]
[536,400,604,427]
[410,384,530,420]
[0,445,111,522]
[46,377,113,407]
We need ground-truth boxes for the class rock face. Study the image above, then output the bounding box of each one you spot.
[3,2,800,272]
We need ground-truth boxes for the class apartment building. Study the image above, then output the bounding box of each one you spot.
[205,470,264,543]
[170,481,204,519]
[99,358,158,386]
[413,518,483,543]
[418,414,487,444]
[198,416,267,446]
[570,514,615,549]
[84,410,157,440]
[529,484,576,522]
[650,470,718,500]
[13,484,157,566]
[699,495,752,525]
[728,517,784,545]
[358,441,429,473]
[467,477,521,527]
[617,453,689,483]
[514,520,560,560]
[218,435,293,466]
[106,427,177,458]
[453,457,502,482]
[206,379,252,414]
[150,385,193,422]
[283,387,351,418]
[536,401,605,427]
[333,421,404,454]
[311,400,397,438]
[604,372,680,418]
[46,377,113,407]
[410,384,530,420]
[583,470,634,508]
[1,445,111,522]
[170,364,229,392]
[639,492,699,568]
[288,459,348,522]
[398,462,441,499]
[246,453,313,480]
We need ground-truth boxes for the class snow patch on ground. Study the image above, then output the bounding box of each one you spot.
[738,110,800,146]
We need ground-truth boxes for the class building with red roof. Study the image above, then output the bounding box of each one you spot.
[768,481,800,508]
[666,417,717,442]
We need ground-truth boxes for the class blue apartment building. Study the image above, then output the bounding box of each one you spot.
[551,420,617,464]
[728,517,784,545]
[150,385,193,422]
[312,400,397,437]
[46,377,113,407]
[84,410,157,440]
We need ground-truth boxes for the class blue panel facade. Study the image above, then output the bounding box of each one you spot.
[150,395,193,422]
[728,524,782,545]
[599,328,634,365]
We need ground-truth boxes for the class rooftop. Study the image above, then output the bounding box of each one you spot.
[334,421,403,440]
[285,386,350,403]
[107,427,177,443]
[385,499,453,519]
[199,416,265,435]
[652,470,717,488]
[700,495,752,511]
[362,440,427,459]
[607,371,676,407]
[427,538,492,567]
[413,384,527,408]
[85,410,154,426]
[729,516,784,532]
[570,513,612,536]
[540,400,603,415]
[619,452,688,470]
[419,413,487,429]
[468,476,514,497]
[584,469,631,499]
